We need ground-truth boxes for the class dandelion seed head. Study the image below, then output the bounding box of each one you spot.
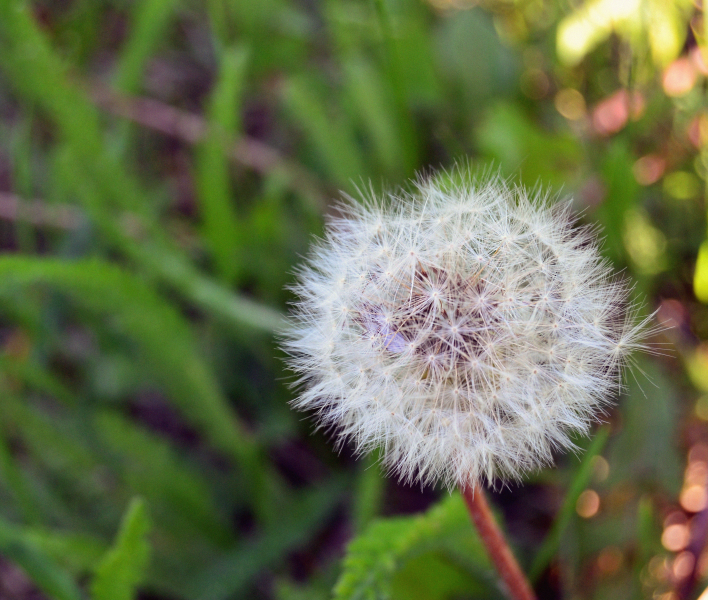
[283,173,651,489]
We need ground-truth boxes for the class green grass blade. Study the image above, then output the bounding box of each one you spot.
[0,256,259,479]
[195,45,249,283]
[342,57,401,175]
[367,0,419,171]
[0,392,120,531]
[351,450,384,534]
[94,411,232,546]
[529,426,610,581]
[0,517,85,600]
[114,0,181,93]
[0,4,281,335]
[283,75,365,186]
[184,480,345,600]
[0,428,43,525]
[0,2,144,215]
[20,528,106,576]
[138,243,285,333]
[0,355,77,408]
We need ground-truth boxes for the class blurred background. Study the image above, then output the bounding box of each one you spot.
[0,0,706,598]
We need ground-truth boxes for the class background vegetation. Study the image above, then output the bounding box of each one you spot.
[0,0,706,598]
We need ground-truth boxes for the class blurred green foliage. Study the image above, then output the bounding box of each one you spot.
[0,0,706,599]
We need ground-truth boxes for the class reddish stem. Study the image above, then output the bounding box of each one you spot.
[461,485,537,600]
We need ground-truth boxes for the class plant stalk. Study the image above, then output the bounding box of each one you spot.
[461,485,537,600]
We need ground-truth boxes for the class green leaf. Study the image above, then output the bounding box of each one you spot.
[436,9,517,107]
[607,362,682,494]
[476,102,582,189]
[594,140,640,262]
[334,494,495,600]
[91,498,151,600]
[636,495,661,568]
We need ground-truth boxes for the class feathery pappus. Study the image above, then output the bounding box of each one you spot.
[282,171,653,489]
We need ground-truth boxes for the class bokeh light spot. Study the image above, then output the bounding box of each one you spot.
[695,396,708,421]
[673,551,695,579]
[698,550,708,579]
[520,68,550,99]
[693,244,708,304]
[690,444,708,464]
[663,171,701,200]
[622,208,667,275]
[663,57,698,97]
[576,489,600,518]
[554,88,586,120]
[662,523,690,552]
[687,113,708,149]
[597,546,623,575]
[592,90,643,136]
[632,155,665,185]
[686,457,708,485]
[591,455,610,482]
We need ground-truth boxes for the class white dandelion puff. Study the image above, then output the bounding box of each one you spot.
[282,172,652,490]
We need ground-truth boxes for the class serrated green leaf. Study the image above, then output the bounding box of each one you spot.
[334,494,494,600]
[390,551,483,600]
[21,528,107,576]
[91,498,151,600]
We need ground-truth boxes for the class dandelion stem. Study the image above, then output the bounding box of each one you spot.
[461,485,537,600]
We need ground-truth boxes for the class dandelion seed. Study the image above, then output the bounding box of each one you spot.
[283,171,651,490]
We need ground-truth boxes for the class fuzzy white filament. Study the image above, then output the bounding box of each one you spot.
[283,174,648,489]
